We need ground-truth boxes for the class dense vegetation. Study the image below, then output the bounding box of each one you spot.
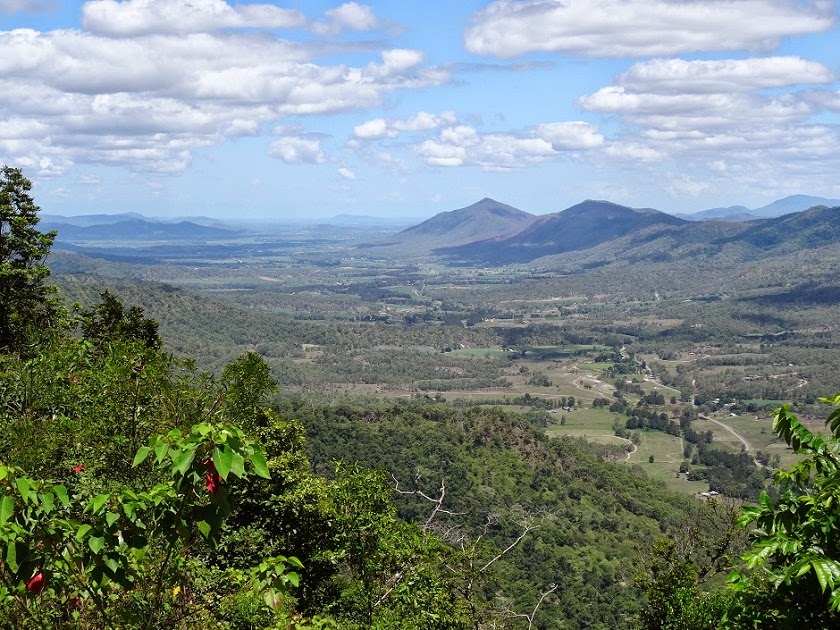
[4,166,840,627]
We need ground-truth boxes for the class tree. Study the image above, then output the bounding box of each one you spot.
[0,166,56,353]
[727,393,840,627]
[79,290,161,351]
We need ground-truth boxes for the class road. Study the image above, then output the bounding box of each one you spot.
[700,414,767,469]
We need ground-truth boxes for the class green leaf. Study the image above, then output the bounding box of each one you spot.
[88,493,109,514]
[0,496,13,524]
[132,446,151,467]
[287,571,299,588]
[40,492,54,513]
[196,520,211,539]
[213,446,234,481]
[75,524,92,540]
[53,485,69,507]
[105,512,120,528]
[104,557,120,574]
[154,441,168,464]
[0,464,7,481]
[230,452,245,479]
[5,541,18,573]
[171,449,195,477]
[250,451,270,479]
[15,477,31,503]
[88,536,105,554]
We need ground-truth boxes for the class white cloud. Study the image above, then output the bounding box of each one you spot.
[337,166,356,180]
[414,120,601,170]
[416,141,466,167]
[393,110,456,132]
[353,118,393,139]
[268,136,325,164]
[535,121,604,149]
[464,0,834,58]
[352,111,456,140]
[616,57,834,94]
[0,25,447,173]
[312,2,381,35]
[440,125,481,147]
[579,88,812,130]
[82,0,306,36]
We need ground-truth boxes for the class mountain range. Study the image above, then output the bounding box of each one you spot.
[41,214,241,242]
[372,197,840,267]
[682,194,840,221]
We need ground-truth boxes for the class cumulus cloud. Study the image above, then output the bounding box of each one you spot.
[312,2,383,36]
[352,111,456,139]
[268,136,325,164]
[579,89,813,130]
[616,57,834,94]
[0,18,447,174]
[353,118,393,139]
[82,0,306,36]
[415,120,603,170]
[464,0,834,58]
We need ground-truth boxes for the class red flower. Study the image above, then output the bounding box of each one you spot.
[27,572,45,595]
[203,458,221,495]
[72,464,85,474]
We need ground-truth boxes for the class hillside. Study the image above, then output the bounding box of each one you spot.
[365,197,536,255]
[438,199,686,264]
[296,399,701,628]
[718,204,840,251]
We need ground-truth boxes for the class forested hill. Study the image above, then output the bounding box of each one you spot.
[294,399,700,628]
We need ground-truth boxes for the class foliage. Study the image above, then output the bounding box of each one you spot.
[0,421,293,628]
[726,394,840,627]
[0,166,57,353]
[78,290,161,351]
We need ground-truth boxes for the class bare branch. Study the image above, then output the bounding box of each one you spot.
[392,475,464,531]
[480,521,537,573]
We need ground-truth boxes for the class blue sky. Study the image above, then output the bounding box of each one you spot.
[1,0,839,219]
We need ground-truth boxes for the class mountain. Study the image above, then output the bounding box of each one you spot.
[41,212,146,227]
[365,198,536,255]
[719,204,840,251]
[750,195,840,218]
[438,199,686,264]
[682,205,759,222]
[46,218,241,242]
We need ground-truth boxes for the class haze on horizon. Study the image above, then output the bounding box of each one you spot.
[1,0,839,220]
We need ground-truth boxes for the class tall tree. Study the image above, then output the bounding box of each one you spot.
[0,166,56,353]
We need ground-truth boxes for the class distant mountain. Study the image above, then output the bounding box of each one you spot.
[438,199,686,264]
[366,198,536,254]
[48,218,241,242]
[42,212,235,231]
[682,206,760,222]
[41,212,146,228]
[750,195,840,218]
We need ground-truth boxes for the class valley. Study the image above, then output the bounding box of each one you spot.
[48,196,840,503]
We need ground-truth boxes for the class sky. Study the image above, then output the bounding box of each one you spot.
[1,0,840,220]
